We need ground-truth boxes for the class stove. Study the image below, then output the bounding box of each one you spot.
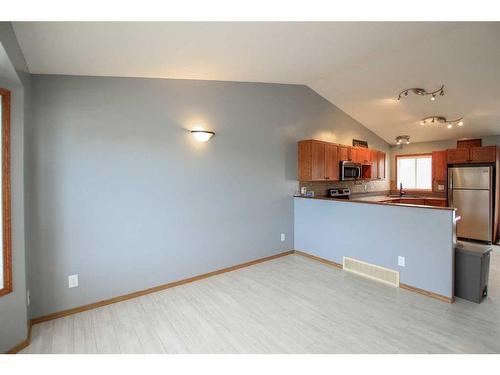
[328,188,351,199]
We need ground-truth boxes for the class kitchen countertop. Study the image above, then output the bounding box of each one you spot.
[294,194,454,211]
[353,195,446,203]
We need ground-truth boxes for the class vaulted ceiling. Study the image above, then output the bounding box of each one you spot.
[12,22,500,144]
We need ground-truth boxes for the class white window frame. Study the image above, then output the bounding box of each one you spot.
[396,154,432,191]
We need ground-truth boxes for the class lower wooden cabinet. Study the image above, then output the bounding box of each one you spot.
[424,199,447,207]
[400,198,426,205]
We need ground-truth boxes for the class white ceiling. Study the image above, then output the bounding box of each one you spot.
[12,22,500,144]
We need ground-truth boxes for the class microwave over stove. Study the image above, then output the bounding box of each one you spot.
[340,161,362,180]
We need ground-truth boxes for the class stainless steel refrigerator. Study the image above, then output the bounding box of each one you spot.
[448,166,494,243]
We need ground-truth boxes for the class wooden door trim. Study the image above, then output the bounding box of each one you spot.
[0,88,12,297]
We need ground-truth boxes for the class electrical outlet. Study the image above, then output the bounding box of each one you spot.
[398,256,406,267]
[68,274,79,288]
[280,233,286,242]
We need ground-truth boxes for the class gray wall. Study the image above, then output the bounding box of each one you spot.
[27,74,390,317]
[0,22,29,353]
[294,197,456,298]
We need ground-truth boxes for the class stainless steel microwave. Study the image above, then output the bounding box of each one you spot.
[340,161,362,180]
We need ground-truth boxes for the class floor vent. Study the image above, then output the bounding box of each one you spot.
[343,257,399,287]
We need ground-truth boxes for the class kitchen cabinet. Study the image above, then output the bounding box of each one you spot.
[457,139,482,149]
[370,150,378,179]
[447,146,496,164]
[424,198,447,207]
[349,147,359,162]
[377,151,386,179]
[298,140,339,181]
[325,143,339,180]
[447,148,470,163]
[298,139,384,181]
[339,146,350,161]
[470,146,496,163]
[432,150,447,192]
[400,198,426,205]
[356,147,370,164]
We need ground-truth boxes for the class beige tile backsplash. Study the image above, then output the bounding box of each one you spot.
[299,179,390,197]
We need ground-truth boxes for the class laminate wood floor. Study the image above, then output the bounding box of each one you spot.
[21,251,500,354]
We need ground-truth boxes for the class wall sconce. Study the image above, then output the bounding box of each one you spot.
[190,129,215,142]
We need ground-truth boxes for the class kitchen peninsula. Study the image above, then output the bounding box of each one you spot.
[295,138,458,302]
[294,195,458,302]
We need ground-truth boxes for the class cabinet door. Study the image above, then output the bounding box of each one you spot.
[457,139,481,148]
[348,147,357,162]
[370,150,378,179]
[311,141,326,180]
[470,146,496,163]
[400,198,426,205]
[325,144,339,181]
[298,141,312,181]
[338,146,350,161]
[424,199,447,207]
[447,148,470,164]
[378,151,386,179]
[432,150,447,192]
[357,148,370,164]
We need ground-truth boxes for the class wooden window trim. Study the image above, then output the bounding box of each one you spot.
[0,87,12,297]
[395,153,433,193]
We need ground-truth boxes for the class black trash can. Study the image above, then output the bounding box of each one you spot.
[455,241,492,303]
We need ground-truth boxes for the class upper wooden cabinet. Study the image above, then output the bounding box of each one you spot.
[369,150,378,179]
[447,146,496,164]
[350,147,370,164]
[338,146,350,161]
[470,146,497,163]
[432,150,447,192]
[298,140,384,181]
[377,151,386,180]
[447,148,470,163]
[298,140,339,181]
[325,143,339,180]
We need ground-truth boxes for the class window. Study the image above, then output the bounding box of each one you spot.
[396,154,432,190]
[0,87,12,297]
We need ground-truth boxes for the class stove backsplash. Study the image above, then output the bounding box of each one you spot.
[299,179,390,197]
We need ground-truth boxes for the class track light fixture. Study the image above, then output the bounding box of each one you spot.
[395,135,410,147]
[397,85,445,102]
[420,116,464,129]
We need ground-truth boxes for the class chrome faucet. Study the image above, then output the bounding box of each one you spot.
[399,183,406,198]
